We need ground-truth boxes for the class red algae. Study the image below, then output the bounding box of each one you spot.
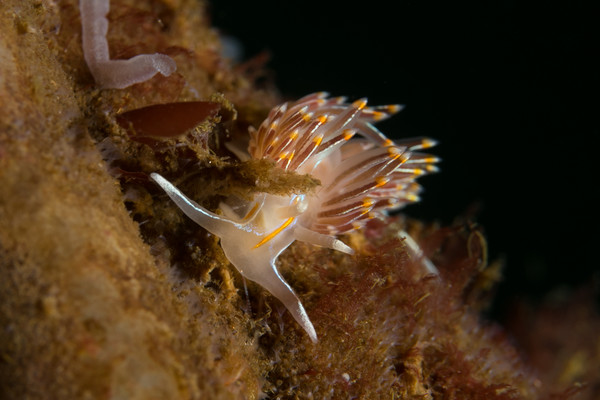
[116,101,221,139]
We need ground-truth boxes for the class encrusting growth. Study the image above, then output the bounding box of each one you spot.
[151,93,439,342]
[79,0,176,89]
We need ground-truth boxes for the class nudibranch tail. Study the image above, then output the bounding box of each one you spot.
[294,226,355,255]
[400,230,439,275]
[80,0,177,89]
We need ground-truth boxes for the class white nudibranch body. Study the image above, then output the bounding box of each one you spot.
[79,0,176,89]
[151,93,439,343]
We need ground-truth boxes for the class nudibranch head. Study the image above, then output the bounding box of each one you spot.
[151,92,438,343]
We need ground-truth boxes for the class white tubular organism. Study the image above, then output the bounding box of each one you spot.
[79,0,176,89]
[151,93,439,343]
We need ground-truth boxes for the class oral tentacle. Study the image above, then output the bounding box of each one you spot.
[150,173,239,237]
[256,261,318,343]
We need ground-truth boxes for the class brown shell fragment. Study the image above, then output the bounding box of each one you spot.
[116,101,221,139]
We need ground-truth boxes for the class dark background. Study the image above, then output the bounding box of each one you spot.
[209,0,598,320]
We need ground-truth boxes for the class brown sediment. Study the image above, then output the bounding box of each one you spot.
[0,0,592,399]
[0,1,268,399]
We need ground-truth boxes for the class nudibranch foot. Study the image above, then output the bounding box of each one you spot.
[80,0,177,89]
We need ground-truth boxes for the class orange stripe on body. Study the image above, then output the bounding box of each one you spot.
[254,217,295,248]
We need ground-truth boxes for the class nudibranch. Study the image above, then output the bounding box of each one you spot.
[151,93,439,342]
[79,0,176,89]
